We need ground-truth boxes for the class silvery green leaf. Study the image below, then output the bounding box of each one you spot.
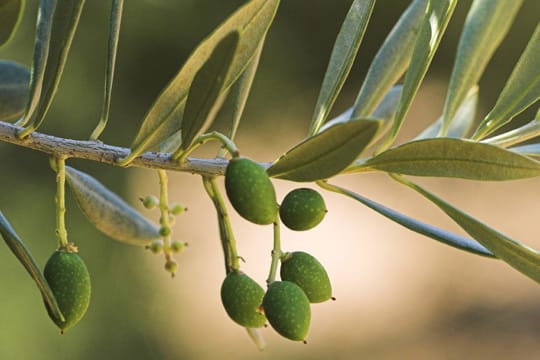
[415,85,478,139]
[0,60,29,121]
[309,0,376,135]
[65,166,160,245]
[351,0,427,118]
[440,0,523,135]
[120,0,279,165]
[395,176,540,284]
[267,119,381,182]
[379,0,457,151]
[17,0,86,137]
[0,210,65,322]
[473,23,540,139]
[363,138,540,181]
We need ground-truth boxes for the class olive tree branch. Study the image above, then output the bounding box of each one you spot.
[0,120,247,176]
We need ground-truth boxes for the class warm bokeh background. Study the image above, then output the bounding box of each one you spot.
[1,1,540,359]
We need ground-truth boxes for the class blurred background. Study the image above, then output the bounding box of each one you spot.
[1,1,540,359]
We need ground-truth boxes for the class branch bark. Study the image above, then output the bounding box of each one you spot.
[0,120,235,176]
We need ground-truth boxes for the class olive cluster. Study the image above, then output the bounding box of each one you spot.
[221,157,333,342]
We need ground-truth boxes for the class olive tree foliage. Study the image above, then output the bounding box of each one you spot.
[0,0,539,348]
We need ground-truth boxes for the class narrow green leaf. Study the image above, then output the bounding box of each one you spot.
[483,119,540,148]
[440,0,522,135]
[395,175,540,284]
[121,0,280,165]
[351,0,427,119]
[308,0,376,135]
[0,60,30,121]
[317,181,493,257]
[17,0,86,137]
[0,210,65,322]
[364,138,540,180]
[179,31,240,151]
[415,85,478,139]
[15,0,57,128]
[0,0,25,47]
[510,143,540,158]
[379,0,457,151]
[90,0,124,141]
[473,23,540,139]
[267,119,381,182]
[65,166,160,245]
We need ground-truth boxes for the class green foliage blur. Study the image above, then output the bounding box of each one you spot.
[0,1,539,359]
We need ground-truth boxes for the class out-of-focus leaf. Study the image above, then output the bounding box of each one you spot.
[363,138,540,180]
[440,0,522,135]
[0,210,65,322]
[0,0,25,47]
[351,0,427,118]
[0,60,29,121]
[308,0,376,135]
[267,119,380,182]
[90,0,124,141]
[415,85,478,139]
[317,181,493,257]
[318,85,402,134]
[65,166,160,245]
[395,175,540,284]
[178,31,240,152]
[483,120,540,148]
[120,0,280,165]
[473,24,540,139]
[379,0,457,151]
[510,143,540,158]
[17,0,86,137]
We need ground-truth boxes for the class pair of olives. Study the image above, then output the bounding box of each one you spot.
[220,251,332,342]
[225,157,327,230]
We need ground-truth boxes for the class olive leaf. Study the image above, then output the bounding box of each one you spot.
[362,138,540,181]
[267,119,381,182]
[473,23,540,139]
[17,0,86,137]
[178,31,240,153]
[0,0,25,47]
[317,181,493,257]
[90,0,124,141]
[0,60,30,121]
[440,0,523,136]
[308,0,375,135]
[0,210,65,322]
[415,85,478,139]
[120,0,280,165]
[350,0,427,119]
[510,143,540,158]
[394,175,540,284]
[378,0,457,151]
[65,166,160,245]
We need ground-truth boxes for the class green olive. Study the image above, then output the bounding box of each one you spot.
[262,281,310,341]
[220,272,266,328]
[225,157,278,225]
[43,248,91,333]
[279,188,327,231]
[280,251,332,303]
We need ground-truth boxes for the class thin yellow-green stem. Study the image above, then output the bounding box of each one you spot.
[54,157,69,248]
[158,170,172,254]
[172,131,239,163]
[266,219,282,286]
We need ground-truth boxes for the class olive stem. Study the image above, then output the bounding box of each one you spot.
[158,170,172,253]
[54,157,69,249]
[266,218,282,286]
[202,176,240,272]
[172,131,240,163]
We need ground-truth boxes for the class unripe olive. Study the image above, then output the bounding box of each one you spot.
[220,272,266,328]
[279,188,327,231]
[225,157,278,225]
[142,195,159,209]
[280,251,332,303]
[165,259,178,275]
[170,240,186,253]
[262,281,310,341]
[43,249,91,332]
[159,226,171,237]
[169,203,187,216]
[148,239,164,254]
